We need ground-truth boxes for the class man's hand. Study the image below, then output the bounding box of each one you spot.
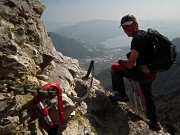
[119,49,139,69]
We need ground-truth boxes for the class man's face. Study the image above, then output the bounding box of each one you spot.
[122,22,137,37]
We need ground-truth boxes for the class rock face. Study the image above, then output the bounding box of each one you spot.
[0,0,170,135]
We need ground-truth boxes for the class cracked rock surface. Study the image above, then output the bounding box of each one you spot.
[0,0,170,135]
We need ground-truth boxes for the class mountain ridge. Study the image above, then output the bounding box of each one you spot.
[56,19,123,45]
[48,32,104,58]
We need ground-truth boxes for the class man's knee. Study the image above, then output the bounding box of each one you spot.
[111,62,126,73]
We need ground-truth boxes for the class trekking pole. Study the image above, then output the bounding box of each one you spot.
[132,81,138,114]
[134,81,145,117]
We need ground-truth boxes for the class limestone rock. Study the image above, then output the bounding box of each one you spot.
[0,0,171,135]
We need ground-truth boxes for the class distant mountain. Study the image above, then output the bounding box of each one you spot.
[43,21,70,32]
[48,32,104,58]
[56,19,123,45]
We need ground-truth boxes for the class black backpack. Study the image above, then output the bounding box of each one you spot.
[140,28,177,72]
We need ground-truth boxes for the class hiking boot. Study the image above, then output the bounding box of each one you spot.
[109,92,129,102]
[146,119,161,130]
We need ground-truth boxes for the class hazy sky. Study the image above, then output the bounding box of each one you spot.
[40,0,180,25]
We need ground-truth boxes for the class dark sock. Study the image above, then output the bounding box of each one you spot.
[120,91,126,96]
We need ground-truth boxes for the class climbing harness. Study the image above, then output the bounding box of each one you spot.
[34,82,64,135]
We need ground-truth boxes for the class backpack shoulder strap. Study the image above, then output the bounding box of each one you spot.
[147,28,158,36]
[147,28,158,43]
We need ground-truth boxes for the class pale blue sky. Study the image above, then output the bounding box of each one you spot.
[41,0,180,25]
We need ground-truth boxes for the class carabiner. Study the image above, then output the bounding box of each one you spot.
[34,82,64,127]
